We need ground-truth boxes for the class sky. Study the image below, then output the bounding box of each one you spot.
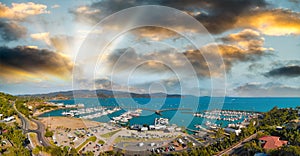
[0,0,299,97]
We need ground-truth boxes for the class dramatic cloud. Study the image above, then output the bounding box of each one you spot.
[191,0,267,34]
[265,66,300,78]
[236,9,300,36]
[214,29,272,71]
[218,29,271,55]
[101,29,272,78]
[69,5,101,24]
[70,0,300,37]
[30,32,51,45]
[70,0,267,34]
[131,26,179,41]
[234,82,300,97]
[104,48,186,74]
[219,29,261,43]
[182,49,215,77]
[0,46,73,82]
[0,2,49,20]
[0,21,26,41]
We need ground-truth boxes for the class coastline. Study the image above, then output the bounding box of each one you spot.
[34,107,63,117]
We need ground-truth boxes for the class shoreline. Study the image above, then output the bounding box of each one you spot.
[36,107,82,117]
[34,107,63,117]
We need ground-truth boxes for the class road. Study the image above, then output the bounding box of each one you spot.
[102,128,124,151]
[28,119,51,147]
[12,102,30,132]
[12,102,51,147]
[216,132,259,156]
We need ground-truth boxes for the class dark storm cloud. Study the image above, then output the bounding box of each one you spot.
[0,46,73,79]
[70,0,267,34]
[0,21,26,41]
[265,66,300,78]
[191,0,267,34]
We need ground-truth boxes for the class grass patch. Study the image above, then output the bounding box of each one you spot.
[100,129,121,138]
[76,136,97,151]
[28,132,39,147]
[98,139,105,144]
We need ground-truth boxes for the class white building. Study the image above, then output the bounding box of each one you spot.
[3,116,15,122]
[138,142,144,147]
[141,127,148,131]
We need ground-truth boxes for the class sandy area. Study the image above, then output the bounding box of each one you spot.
[40,117,102,130]
[30,120,38,130]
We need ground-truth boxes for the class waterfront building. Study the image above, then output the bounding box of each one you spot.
[259,136,288,150]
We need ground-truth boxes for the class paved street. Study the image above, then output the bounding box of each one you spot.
[216,132,259,156]
[28,119,51,147]
[12,101,51,147]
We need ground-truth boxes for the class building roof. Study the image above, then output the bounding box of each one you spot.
[259,136,288,150]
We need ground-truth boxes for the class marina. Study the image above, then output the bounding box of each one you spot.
[110,109,142,124]
[193,109,260,122]
[41,97,300,133]
[61,106,122,119]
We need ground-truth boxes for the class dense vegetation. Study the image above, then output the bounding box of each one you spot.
[0,93,30,155]
[155,107,300,156]
[260,107,298,128]
[36,104,58,111]
[45,129,54,137]
[15,98,32,118]
[242,107,300,156]
[0,93,16,118]
[1,92,300,156]
[0,123,31,156]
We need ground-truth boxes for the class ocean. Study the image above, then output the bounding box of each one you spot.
[40,96,300,131]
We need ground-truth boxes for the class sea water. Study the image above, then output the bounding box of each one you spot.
[40,96,300,131]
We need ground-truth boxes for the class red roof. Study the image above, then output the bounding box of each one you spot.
[259,136,287,150]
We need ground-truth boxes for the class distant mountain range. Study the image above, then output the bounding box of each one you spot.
[21,89,182,99]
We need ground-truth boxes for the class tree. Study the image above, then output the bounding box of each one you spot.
[32,147,40,155]
[229,132,236,144]
[243,140,262,155]
[45,129,54,137]
[215,128,225,141]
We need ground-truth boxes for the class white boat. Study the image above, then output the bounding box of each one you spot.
[62,112,74,117]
